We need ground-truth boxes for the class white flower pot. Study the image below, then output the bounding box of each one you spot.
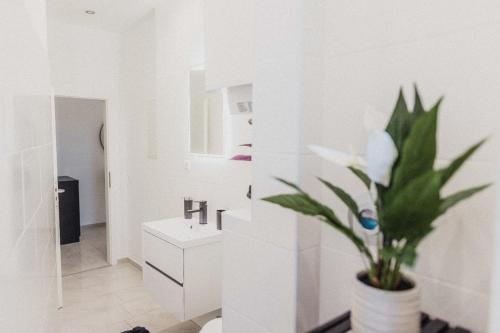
[352,272,420,333]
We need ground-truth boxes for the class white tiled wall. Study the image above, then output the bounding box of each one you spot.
[205,0,255,89]
[222,1,325,332]
[0,0,58,331]
[120,1,252,265]
[318,1,500,331]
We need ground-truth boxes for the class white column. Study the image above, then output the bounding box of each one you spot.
[222,0,325,331]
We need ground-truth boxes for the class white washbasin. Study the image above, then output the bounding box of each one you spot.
[142,217,222,249]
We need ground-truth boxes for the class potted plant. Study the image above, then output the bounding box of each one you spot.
[262,87,491,333]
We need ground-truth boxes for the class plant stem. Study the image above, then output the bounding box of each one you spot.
[381,258,392,289]
[389,260,402,289]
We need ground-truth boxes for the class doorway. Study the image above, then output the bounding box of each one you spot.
[54,96,110,276]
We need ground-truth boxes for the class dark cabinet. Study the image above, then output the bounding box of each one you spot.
[58,176,81,245]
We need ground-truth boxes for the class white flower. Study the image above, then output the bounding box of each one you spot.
[309,145,366,168]
[366,130,398,187]
[309,127,398,187]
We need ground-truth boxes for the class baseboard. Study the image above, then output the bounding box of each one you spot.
[81,222,106,229]
[118,257,143,271]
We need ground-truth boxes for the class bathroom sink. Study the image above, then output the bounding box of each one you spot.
[142,217,223,321]
[142,218,222,249]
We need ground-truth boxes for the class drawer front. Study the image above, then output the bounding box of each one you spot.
[143,263,185,321]
[143,231,184,283]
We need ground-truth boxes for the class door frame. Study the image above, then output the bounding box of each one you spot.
[52,94,114,304]
[50,90,63,308]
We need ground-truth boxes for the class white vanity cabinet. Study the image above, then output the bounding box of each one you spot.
[142,219,223,321]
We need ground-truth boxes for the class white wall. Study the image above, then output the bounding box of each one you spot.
[205,0,255,89]
[0,0,58,331]
[489,170,500,331]
[120,2,252,265]
[55,97,106,226]
[119,10,157,265]
[222,1,325,332]
[47,21,126,262]
[318,2,500,332]
[220,1,500,332]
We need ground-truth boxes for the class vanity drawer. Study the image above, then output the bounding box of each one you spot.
[143,231,184,283]
[143,263,185,321]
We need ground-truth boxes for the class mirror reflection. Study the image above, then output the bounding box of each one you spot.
[189,69,224,155]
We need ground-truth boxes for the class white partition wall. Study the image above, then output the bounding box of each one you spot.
[205,0,255,90]
[222,1,325,331]
[490,176,500,331]
[0,0,58,331]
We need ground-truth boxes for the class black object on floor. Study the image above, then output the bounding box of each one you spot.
[58,176,81,245]
[307,311,472,333]
[122,327,150,333]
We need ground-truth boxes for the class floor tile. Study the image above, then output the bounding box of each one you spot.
[157,320,201,333]
[95,321,131,333]
[191,309,221,328]
[126,309,180,333]
[61,224,108,276]
[114,285,151,303]
[58,262,191,333]
[122,295,164,317]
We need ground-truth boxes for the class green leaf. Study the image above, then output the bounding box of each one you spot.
[262,181,341,225]
[379,244,418,267]
[439,139,487,187]
[268,178,346,225]
[262,180,375,265]
[275,177,305,193]
[348,167,371,189]
[439,184,491,216]
[385,99,440,204]
[263,193,324,217]
[413,84,425,117]
[379,247,398,262]
[382,171,441,241]
[318,177,360,221]
[399,244,418,266]
[262,194,369,257]
[385,89,413,152]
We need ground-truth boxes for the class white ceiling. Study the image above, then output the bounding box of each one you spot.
[46,0,160,32]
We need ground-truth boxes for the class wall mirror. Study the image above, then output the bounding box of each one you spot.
[189,68,224,155]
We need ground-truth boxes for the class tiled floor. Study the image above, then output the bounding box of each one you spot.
[61,224,109,276]
[58,262,205,333]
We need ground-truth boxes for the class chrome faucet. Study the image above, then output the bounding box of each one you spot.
[184,198,208,224]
